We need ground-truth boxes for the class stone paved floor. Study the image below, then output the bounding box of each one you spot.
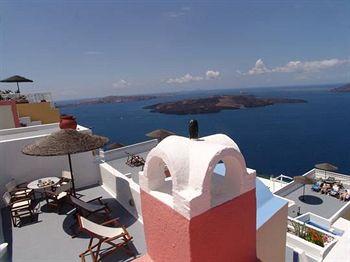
[1,186,146,262]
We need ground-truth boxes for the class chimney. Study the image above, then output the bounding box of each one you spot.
[137,134,257,262]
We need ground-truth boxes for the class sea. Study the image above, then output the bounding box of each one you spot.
[59,84,350,178]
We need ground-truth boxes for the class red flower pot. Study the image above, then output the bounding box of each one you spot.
[59,115,77,130]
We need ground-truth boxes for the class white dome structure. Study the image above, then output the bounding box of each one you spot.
[139,134,256,219]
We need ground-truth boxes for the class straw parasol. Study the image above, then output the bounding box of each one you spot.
[294,176,315,200]
[22,129,108,195]
[146,129,175,141]
[315,163,338,178]
[0,75,33,93]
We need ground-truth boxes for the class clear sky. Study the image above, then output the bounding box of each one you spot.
[1,1,349,100]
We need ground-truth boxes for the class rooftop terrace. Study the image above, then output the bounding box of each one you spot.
[284,184,347,219]
[107,151,149,184]
[1,186,146,262]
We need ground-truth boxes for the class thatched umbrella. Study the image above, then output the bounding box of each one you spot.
[22,129,108,195]
[146,129,175,141]
[0,75,33,93]
[315,163,338,178]
[294,176,315,200]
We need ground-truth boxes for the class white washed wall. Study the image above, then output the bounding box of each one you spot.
[0,136,101,198]
[100,162,142,222]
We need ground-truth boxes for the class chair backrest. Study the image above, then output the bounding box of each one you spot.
[62,171,72,180]
[5,180,17,192]
[2,192,12,206]
[70,196,101,212]
[55,182,71,194]
[78,216,124,238]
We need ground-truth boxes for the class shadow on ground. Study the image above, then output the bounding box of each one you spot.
[298,195,323,205]
[62,197,138,238]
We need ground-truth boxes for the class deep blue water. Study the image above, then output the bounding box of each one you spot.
[60,85,350,177]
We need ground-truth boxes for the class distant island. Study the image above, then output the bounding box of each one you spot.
[331,83,350,93]
[57,95,159,108]
[144,95,307,115]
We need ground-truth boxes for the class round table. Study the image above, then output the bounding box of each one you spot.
[27,177,60,190]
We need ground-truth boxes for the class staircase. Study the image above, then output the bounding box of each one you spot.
[19,116,42,127]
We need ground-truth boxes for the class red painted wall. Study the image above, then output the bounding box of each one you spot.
[140,189,257,262]
[0,100,20,127]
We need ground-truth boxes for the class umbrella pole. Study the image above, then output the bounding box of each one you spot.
[68,154,76,196]
[16,82,20,93]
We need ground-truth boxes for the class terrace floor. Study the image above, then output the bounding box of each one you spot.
[107,151,149,184]
[1,186,146,262]
[284,184,347,218]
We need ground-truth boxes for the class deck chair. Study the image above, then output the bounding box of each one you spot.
[77,215,134,261]
[125,152,145,167]
[45,183,71,212]
[3,192,35,227]
[60,171,72,184]
[70,195,110,218]
[5,179,34,201]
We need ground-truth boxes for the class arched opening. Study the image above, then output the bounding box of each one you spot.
[210,155,244,207]
[145,156,173,205]
[211,160,228,206]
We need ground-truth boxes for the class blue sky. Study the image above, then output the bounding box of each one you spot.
[1,1,349,100]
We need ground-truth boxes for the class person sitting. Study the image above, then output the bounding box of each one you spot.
[340,189,350,201]
[329,184,341,197]
[321,183,331,194]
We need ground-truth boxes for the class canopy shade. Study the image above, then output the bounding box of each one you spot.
[315,163,338,172]
[22,129,108,196]
[294,176,315,185]
[0,75,33,93]
[22,129,108,156]
[0,75,33,83]
[146,129,175,140]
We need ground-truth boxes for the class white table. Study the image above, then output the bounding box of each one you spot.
[27,177,60,190]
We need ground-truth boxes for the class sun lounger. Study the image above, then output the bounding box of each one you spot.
[77,215,134,261]
[321,183,331,194]
[70,195,110,218]
[340,189,350,201]
[311,181,323,192]
[329,184,342,197]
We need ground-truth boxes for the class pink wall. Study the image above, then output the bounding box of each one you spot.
[0,100,20,127]
[139,189,257,262]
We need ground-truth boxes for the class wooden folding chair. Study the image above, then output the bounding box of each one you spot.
[70,195,110,218]
[45,182,71,213]
[2,192,35,227]
[5,179,34,201]
[77,215,134,261]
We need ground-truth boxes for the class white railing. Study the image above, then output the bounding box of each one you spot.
[25,93,53,106]
[275,169,316,197]
[101,139,158,162]
[313,169,350,186]
[1,92,54,107]
[100,162,143,222]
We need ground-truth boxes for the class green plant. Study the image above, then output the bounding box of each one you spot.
[289,220,329,247]
[305,228,325,247]
[290,221,308,239]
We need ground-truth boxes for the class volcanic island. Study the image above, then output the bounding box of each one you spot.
[144,95,307,115]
